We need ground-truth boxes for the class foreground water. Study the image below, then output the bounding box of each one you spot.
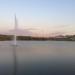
[0,41,75,75]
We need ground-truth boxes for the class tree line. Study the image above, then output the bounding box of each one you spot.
[0,34,75,41]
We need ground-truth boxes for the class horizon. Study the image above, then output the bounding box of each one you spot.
[0,0,74,36]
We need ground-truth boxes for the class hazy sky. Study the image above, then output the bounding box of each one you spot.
[0,0,74,36]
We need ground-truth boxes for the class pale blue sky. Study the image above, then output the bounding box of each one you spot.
[0,0,74,36]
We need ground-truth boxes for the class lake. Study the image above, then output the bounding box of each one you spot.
[0,41,75,75]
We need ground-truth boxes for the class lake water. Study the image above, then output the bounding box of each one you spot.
[0,41,75,75]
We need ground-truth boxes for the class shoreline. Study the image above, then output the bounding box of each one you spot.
[0,35,75,41]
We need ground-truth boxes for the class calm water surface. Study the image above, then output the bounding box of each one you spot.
[0,41,75,75]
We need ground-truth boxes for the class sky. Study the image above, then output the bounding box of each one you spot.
[0,0,74,36]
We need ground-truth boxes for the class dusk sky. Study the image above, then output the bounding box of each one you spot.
[0,0,74,36]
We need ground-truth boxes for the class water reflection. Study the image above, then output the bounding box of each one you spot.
[0,41,75,75]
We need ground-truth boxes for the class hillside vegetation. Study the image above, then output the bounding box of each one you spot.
[0,35,75,41]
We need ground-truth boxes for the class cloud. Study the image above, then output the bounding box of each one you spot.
[1,29,32,36]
